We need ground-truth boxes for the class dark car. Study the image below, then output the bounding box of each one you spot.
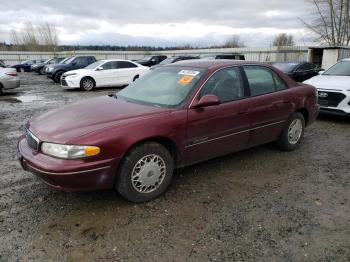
[136,55,167,67]
[201,53,245,60]
[46,56,97,83]
[18,60,319,202]
[31,57,65,75]
[273,62,320,82]
[151,56,200,69]
[11,59,45,72]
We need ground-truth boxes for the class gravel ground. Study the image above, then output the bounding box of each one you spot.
[0,73,349,262]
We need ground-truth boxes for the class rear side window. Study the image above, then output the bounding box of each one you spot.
[117,61,137,68]
[244,66,287,96]
[200,67,245,103]
[74,57,88,66]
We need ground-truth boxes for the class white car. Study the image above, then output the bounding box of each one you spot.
[304,58,350,117]
[60,59,149,91]
[0,67,20,95]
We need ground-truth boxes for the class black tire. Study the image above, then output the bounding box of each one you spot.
[116,142,174,203]
[133,75,139,82]
[277,112,305,151]
[0,83,3,96]
[80,77,95,91]
[53,71,64,83]
[39,67,45,75]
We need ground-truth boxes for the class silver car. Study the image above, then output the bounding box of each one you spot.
[0,68,20,95]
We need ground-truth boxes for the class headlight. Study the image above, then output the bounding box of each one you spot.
[64,73,77,78]
[47,67,53,72]
[41,142,100,159]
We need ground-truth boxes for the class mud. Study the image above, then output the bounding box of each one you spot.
[0,73,349,261]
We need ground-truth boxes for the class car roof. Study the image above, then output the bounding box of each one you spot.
[98,59,134,63]
[165,59,266,70]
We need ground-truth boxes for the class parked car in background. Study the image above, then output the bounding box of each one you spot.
[273,62,320,82]
[200,53,245,60]
[135,55,167,67]
[11,60,45,72]
[0,60,5,68]
[61,59,149,91]
[31,57,65,75]
[0,67,20,95]
[18,60,319,202]
[151,56,199,69]
[304,58,350,117]
[46,56,97,83]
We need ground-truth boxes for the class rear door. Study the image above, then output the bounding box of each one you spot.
[115,61,139,84]
[242,65,293,146]
[186,67,252,165]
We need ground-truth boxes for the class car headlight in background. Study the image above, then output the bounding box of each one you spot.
[64,73,77,78]
[41,142,100,159]
[47,67,53,72]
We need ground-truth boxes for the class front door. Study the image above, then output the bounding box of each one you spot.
[186,67,252,165]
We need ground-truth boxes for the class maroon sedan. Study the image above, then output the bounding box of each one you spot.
[18,60,319,202]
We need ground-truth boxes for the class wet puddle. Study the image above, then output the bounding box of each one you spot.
[1,94,44,103]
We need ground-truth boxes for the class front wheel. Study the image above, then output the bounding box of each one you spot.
[115,142,174,203]
[277,112,305,151]
[80,77,95,91]
[39,67,45,75]
[53,71,64,83]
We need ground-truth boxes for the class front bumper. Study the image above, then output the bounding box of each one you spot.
[61,75,80,89]
[317,89,350,116]
[18,137,119,192]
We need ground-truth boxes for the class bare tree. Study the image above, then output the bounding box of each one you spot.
[10,22,59,51]
[38,23,59,52]
[223,35,245,48]
[273,33,295,47]
[301,0,350,46]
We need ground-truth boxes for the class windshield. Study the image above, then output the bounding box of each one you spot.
[273,63,299,73]
[85,61,104,69]
[159,58,176,65]
[21,60,31,64]
[62,57,75,64]
[324,61,350,76]
[118,67,206,108]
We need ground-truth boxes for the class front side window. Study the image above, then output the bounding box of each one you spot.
[244,66,287,96]
[200,67,245,103]
[118,67,206,108]
[74,57,87,66]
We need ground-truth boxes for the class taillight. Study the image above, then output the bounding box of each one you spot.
[5,72,17,77]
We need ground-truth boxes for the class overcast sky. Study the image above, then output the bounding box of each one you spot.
[0,0,315,47]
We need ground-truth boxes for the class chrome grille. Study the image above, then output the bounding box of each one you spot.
[25,128,39,151]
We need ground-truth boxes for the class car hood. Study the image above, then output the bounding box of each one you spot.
[28,96,170,144]
[304,75,350,91]
[63,69,90,75]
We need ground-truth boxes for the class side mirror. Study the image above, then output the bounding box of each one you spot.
[318,70,325,75]
[193,95,221,108]
[96,66,103,71]
[72,62,77,66]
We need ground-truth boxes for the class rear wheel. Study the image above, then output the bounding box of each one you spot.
[115,142,174,203]
[0,83,3,96]
[80,77,95,91]
[53,71,64,83]
[277,112,305,151]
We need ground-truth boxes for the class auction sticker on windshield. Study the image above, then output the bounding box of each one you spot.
[178,75,194,86]
[178,70,200,76]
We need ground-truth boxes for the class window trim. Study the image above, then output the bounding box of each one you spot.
[242,65,288,97]
[189,65,250,108]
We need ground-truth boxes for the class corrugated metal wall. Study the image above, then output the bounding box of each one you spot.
[0,46,309,66]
